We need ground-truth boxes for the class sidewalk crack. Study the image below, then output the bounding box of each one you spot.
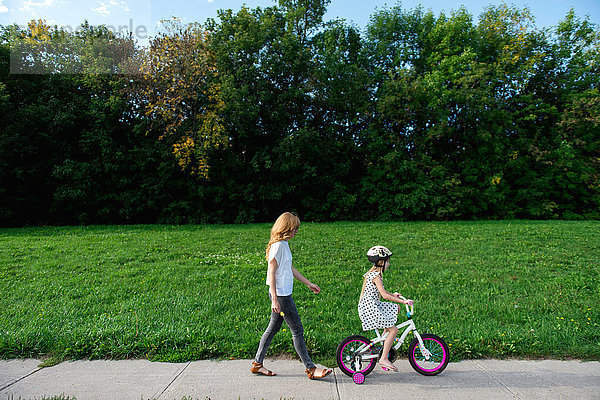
[471,360,520,399]
[154,362,191,400]
[333,368,341,400]
[0,368,42,392]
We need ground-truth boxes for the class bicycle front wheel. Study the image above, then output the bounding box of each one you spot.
[336,335,377,378]
[408,333,449,376]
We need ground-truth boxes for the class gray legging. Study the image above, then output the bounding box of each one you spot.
[254,294,316,370]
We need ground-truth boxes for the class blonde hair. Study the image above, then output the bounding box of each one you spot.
[359,259,387,301]
[265,212,300,260]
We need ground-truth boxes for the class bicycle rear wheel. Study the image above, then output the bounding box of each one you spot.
[336,335,377,377]
[408,333,449,376]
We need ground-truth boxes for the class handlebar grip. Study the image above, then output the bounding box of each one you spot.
[398,296,414,316]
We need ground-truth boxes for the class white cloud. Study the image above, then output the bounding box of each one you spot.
[92,0,130,16]
[0,4,8,14]
[19,0,59,13]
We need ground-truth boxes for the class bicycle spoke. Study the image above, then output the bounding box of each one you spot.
[413,339,446,370]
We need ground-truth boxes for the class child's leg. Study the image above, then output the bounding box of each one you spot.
[254,308,284,364]
[279,295,316,370]
[380,326,399,367]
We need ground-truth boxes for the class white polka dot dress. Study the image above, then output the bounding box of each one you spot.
[358,271,399,331]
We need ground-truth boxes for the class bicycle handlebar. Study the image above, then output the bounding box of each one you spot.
[398,296,414,317]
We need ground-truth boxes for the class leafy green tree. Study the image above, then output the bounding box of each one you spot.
[307,20,374,218]
[363,6,492,219]
[137,18,226,177]
[0,22,190,225]
[8,19,136,74]
[204,1,345,222]
[509,10,600,219]
[279,0,330,44]
[1,2,598,226]
[361,3,599,220]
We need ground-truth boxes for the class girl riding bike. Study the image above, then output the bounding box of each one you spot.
[338,245,449,384]
[358,246,413,372]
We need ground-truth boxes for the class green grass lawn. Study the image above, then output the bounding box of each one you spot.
[0,221,598,366]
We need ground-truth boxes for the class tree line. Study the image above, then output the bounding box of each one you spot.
[1,0,598,226]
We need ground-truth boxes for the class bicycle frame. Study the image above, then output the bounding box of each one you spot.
[353,305,432,361]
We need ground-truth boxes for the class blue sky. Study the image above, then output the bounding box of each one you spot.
[1,0,599,45]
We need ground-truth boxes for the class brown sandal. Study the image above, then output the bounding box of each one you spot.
[251,361,276,376]
[306,366,332,380]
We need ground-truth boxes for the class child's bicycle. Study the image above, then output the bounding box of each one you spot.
[336,299,449,384]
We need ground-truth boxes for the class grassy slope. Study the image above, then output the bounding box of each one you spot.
[0,221,598,365]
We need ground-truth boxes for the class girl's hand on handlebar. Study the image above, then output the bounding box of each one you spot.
[392,292,412,305]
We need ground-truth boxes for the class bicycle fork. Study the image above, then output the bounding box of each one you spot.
[412,330,432,360]
[393,321,432,361]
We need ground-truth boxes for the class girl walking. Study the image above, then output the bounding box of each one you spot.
[251,212,332,380]
[358,245,413,372]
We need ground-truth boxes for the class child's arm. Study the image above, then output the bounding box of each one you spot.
[292,265,321,294]
[393,292,414,305]
[373,276,412,304]
[268,258,281,313]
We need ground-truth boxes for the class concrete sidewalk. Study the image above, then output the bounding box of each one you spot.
[1,358,599,400]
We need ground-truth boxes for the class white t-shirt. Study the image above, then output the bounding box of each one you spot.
[266,240,294,296]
